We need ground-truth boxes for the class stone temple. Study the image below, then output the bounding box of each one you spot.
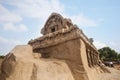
[0,13,110,80]
[28,13,109,80]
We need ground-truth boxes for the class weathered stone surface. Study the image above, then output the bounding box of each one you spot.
[0,58,3,74]
[0,45,74,80]
[28,13,104,80]
[0,13,111,80]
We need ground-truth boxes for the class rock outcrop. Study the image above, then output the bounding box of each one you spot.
[0,45,74,80]
[0,13,111,80]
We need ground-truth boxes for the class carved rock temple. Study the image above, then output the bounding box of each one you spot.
[0,13,110,80]
[28,13,109,80]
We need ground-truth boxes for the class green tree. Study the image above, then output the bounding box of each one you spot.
[89,38,94,43]
[98,47,118,61]
[0,55,4,59]
[118,54,120,60]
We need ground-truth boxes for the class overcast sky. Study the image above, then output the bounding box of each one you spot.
[0,0,120,55]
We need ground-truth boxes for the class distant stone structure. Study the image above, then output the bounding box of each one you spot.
[28,13,106,80]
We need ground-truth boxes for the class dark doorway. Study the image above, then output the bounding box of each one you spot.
[51,27,55,32]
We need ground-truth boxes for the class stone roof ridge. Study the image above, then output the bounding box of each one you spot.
[80,30,98,53]
[28,26,78,44]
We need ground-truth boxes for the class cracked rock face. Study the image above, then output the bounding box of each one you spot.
[0,45,74,80]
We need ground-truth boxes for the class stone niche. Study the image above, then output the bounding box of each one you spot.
[41,13,73,35]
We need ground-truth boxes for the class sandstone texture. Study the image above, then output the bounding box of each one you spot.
[28,13,103,80]
[97,67,120,80]
[0,13,118,80]
[0,45,74,80]
[0,59,3,74]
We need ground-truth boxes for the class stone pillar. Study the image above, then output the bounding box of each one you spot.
[86,48,90,67]
[88,49,92,67]
[90,51,94,67]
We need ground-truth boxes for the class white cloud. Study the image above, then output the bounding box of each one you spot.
[3,23,16,31]
[93,40,107,49]
[0,36,8,44]
[109,41,120,53]
[3,23,28,32]
[0,0,102,29]
[93,41,120,53]
[18,24,28,31]
[0,0,64,32]
[0,4,22,23]
[109,42,117,46]
[1,0,64,20]
[0,36,22,55]
[0,0,106,54]
[0,36,21,45]
[70,14,98,27]
[0,4,28,32]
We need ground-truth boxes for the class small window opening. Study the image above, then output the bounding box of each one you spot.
[51,27,55,32]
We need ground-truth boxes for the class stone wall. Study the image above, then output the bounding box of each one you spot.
[36,37,88,80]
[28,13,106,80]
[29,28,100,80]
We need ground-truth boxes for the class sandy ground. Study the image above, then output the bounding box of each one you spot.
[97,67,120,80]
[114,64,120,70]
